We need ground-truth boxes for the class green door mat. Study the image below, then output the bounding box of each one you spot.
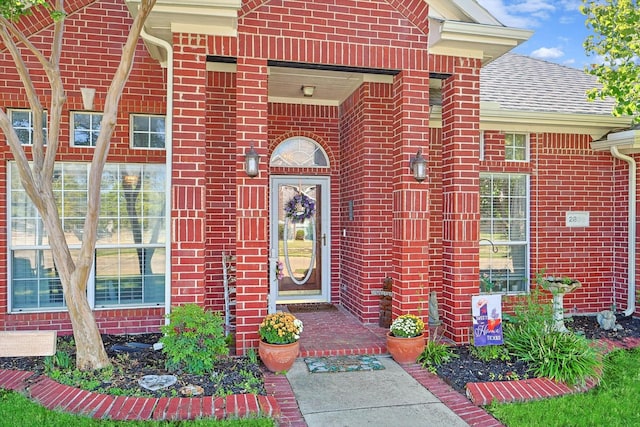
[304,355,385,373]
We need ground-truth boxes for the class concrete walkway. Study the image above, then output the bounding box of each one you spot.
[286,356,468,427]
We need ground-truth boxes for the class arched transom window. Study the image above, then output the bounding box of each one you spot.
[270,137,329,168]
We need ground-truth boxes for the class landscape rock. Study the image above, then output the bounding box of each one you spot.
[596,310,623,331]
[138,374,177,391]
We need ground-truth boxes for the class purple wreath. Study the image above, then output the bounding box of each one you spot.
[284,193,316,223]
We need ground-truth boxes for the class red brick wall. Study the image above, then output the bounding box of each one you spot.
[204,71,237,312]
[338,83,396,322]
[532,133,618,312]
[0,0,167,334]
[213,0,430,70]
[440,58,482,343]
[482,130,625,316]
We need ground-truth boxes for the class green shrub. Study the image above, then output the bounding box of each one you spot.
[160,304,228,375]
[295,230,305,240]
[503,287,600,386]
[508,329,600,385]
[417,341,459,372]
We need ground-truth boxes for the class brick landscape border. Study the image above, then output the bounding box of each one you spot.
[0,369,279,421]
[464,337,640,406]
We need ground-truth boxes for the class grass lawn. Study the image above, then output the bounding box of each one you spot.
[0,389,275,427]
[487,347,640,426]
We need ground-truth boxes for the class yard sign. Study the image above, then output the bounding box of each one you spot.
[472,294,503,346]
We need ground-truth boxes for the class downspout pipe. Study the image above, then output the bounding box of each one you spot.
[140,28,173,325]
[610,146,636,316]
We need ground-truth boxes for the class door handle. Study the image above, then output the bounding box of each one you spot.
[322,233,326,246]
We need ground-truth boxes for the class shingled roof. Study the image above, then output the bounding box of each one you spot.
[480,52,615,116]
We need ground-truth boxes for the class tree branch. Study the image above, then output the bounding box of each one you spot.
[76,0,157,275]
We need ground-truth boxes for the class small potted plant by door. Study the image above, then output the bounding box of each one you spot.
[258,311,304,372]
[386,314,426,364]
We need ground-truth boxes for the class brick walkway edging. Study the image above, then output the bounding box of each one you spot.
[0,369,280,421]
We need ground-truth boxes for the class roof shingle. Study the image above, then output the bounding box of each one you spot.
[480,53,615,116]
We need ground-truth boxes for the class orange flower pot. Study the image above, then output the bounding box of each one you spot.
[258,340,300,372]
[386,332,426,364]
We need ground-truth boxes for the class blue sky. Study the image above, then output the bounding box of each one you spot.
[477,0,594,69]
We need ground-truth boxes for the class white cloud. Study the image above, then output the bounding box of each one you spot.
[558,0,583,12]
[507,0,555,15]
[531,46,565,59]
[477,0,541,28]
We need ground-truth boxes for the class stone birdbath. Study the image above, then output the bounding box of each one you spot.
[541,276,581,333]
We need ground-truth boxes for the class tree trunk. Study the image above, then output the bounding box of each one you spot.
[40,194,112,370]
[66,279,110,370]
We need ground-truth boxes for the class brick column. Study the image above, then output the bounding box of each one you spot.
[170,33,208,306]
[391,70,431,325]
[440,58,481,343]
[234,55,269,354]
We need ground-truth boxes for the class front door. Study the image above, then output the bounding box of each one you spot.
[269,176,330,312]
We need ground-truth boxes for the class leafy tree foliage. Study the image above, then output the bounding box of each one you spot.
[582,0,640,123]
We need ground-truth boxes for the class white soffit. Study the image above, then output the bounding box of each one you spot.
[126,0,241,64]
[427,0,502,25]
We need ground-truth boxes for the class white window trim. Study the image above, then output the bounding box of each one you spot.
[70,111,102,147]
[479,172,531,295]
[269,136,330,168]
[504,132,530,162]
[7,162,167,313]
[8,108,47,146]
[130,113,166,150]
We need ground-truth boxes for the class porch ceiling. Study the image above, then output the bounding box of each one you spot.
[267,66,393,107]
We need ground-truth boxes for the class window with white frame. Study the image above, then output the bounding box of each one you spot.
[504,132,528,161]
[71,112,102,147]
[270,136,329,168]
[9,162,166,311]
[9,109,47,145]
[479,173,529,294]
[131,114,165,149]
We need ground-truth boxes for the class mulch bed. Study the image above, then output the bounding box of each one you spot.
[0,333,266,398]
[436,314,640,394]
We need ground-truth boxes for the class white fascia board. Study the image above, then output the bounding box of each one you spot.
[429,104,631,139]
[591,130,640,153]
[429,19,532,64]
[480,105,631,139]
[126,0,241,40]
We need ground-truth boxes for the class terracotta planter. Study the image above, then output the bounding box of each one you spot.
[386,332,426,364]
[258,340,300,372]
